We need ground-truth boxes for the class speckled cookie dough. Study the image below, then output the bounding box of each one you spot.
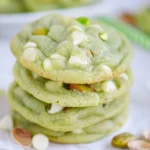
[8,82,129,132]
[12,108,127,143]
[13,62,133,107]
[10,14,133,84]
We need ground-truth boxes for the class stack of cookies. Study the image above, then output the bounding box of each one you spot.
[8,14,133,143]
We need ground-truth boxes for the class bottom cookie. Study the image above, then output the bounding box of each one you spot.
[12,108,128,143]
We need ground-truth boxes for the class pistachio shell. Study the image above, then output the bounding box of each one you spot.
[143,130,150,141]
[128,140,150,150]
[11,128,32,148]
[111,132,136,148]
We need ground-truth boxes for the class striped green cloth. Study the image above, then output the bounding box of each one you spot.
[97,16,150,51]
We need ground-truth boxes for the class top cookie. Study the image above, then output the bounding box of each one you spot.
[10,14,133,84]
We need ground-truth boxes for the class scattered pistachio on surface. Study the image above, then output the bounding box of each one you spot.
[11,128,32,148]
[111,132,136,148]
[143,130,150,141]
[128,140,150,150]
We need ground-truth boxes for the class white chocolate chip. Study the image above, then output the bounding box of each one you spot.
[32,134,49,150]
[23,48,37,62]
[50,53,66,60]
[71,31,87,45]
[67,25,83,32]
[102,80,117,92]
[72,129,84,134]
[23,42,37,49]
[48,104,64,114]
[43,58,52,70]
[119,73,128,80]
[102,65,112,75]
[0,114,13,131]
[69,56,88,65]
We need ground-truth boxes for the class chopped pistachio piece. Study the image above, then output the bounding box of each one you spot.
[112,132,136,148]
[70,84,93,92]
[43,58,52,70]
[32,28,49,35]
[77,17,90,26]
[99,33,108,41]
[22,48,37,62]
[47,104,64,114]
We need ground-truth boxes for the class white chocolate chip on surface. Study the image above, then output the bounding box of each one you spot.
[50,53,66,60]
[103,80,117,92]
[48,104,64,114]
[23,42,37,49]
[23,48,37,62]
[0,114,13,131]
[102,65,112,75]
[43,58,52,70]
[67,25,83,32]
[71,31,87,45]
[119,73,128,80]
[32,134,49,150]
[69,56,88,65]
[72,129,84,134]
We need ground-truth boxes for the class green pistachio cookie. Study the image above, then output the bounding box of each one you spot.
[24,0,96,12]
[135,7,150,35]
[13,62,133,107]
[0,0,24,13]
[8,82,128,132]
[12,108,127,143]
[10,14,133,84]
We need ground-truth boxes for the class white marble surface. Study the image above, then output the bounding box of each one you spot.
[0,0,150,149]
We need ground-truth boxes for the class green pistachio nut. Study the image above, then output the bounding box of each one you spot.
[111,132,136,148]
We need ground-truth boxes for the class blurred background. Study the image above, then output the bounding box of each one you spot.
[0,0,150,90]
